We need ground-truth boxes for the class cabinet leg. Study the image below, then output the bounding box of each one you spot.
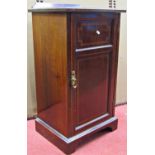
[108,118,118,131]
[64,142,78,155]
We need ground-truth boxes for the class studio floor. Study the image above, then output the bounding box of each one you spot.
[27,105,127,155]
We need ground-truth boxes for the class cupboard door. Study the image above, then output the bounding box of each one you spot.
[74,49,112,131]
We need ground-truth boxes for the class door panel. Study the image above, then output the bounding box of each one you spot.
[76,50,112,127]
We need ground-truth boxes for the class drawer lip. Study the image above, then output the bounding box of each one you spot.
[76,44,113,52]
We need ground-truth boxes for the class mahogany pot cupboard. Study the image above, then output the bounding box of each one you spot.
[29,4,125,154]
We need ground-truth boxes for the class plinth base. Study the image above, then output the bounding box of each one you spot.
[35,117,118,154]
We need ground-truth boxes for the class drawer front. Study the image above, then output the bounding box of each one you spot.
[75,13,114,48]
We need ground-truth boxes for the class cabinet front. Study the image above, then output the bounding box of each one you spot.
[71,13,119,133]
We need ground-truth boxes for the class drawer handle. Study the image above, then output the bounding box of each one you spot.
[71,70,77,89]
[96,30,101,35]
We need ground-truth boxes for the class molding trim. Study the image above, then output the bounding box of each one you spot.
[76,44,112,52]
[36,116,117,144]
[75,113,109,130]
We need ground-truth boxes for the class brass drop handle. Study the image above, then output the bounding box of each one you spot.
[71,70,77,89]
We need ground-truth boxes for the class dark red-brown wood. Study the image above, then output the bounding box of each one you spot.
[31,9,121,154]
[70,13,120,134]
[76,51,111,124]
[75,13,113,48]
[32,13,69,136]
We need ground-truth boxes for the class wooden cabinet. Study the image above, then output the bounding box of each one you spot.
[29,5,125,154]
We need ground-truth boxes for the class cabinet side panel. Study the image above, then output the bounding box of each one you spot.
[32,13,68,136]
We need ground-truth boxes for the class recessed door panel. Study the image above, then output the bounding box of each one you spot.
[76,50,111,127]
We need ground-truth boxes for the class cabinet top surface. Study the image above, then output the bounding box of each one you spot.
[28,3,126,13]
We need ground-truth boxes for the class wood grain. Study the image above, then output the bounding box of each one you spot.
[31,11,121,154]
[76,13,113,48]
[76,51,111,125]
[32,13,69,136]
[71,13,120,133]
